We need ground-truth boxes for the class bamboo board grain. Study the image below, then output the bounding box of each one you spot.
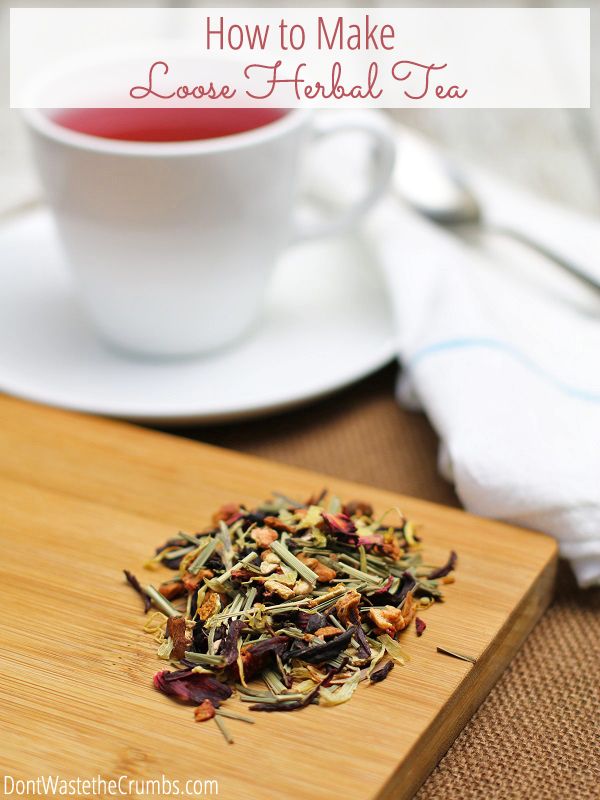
[0,396,557,800]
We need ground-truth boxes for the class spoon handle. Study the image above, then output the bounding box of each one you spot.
[490,224,600,293]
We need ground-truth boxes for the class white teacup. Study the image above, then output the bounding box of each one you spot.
[23,63,395,359]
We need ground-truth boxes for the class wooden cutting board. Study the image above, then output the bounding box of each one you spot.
[0,396,557,800]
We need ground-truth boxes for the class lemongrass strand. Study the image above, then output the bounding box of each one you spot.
[214,715,234,744]
[188,539,217,575]
[215,709,255,724]
[214,552,258,584]
[270,540,319,585]
[336,563,382,585]
[184,651,226,666]
[143,585,181,618]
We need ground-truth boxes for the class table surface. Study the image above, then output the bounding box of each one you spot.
[0,395,558,800]
[2,2,600,797]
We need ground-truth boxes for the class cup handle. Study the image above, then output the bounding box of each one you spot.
[290,112,396,244]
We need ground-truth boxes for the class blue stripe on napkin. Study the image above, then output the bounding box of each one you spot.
[409,337,600,404]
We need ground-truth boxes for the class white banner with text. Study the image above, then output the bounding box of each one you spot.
[10,7,590,109]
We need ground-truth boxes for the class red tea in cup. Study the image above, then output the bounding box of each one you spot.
[51,107,288,142]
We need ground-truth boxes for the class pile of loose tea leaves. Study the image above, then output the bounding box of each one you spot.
[124,491,457,742]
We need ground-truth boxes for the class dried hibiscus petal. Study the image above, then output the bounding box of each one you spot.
[295,611,328,633]
[192,621,208,653]
[353,620,371,660]
[427,550,457,580]
[394,573,417,606]
[284,627,355,664]
[231,636,290,681]
[123,570,151,613]
[153,670,232,707]
[370,660,394,683]
[357,532,384,549]
[369,575,394,595]
[221,620,245,667]
[415,617,427,636]
[322,512,357,536]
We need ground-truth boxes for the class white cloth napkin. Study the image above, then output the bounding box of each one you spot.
[311,122,600,587]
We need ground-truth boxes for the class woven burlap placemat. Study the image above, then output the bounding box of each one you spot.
[174,365,600,799]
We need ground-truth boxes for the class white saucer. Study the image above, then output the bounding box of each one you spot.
[0,209,395,425]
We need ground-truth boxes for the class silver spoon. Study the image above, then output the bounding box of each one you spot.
[393,134,600,294]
